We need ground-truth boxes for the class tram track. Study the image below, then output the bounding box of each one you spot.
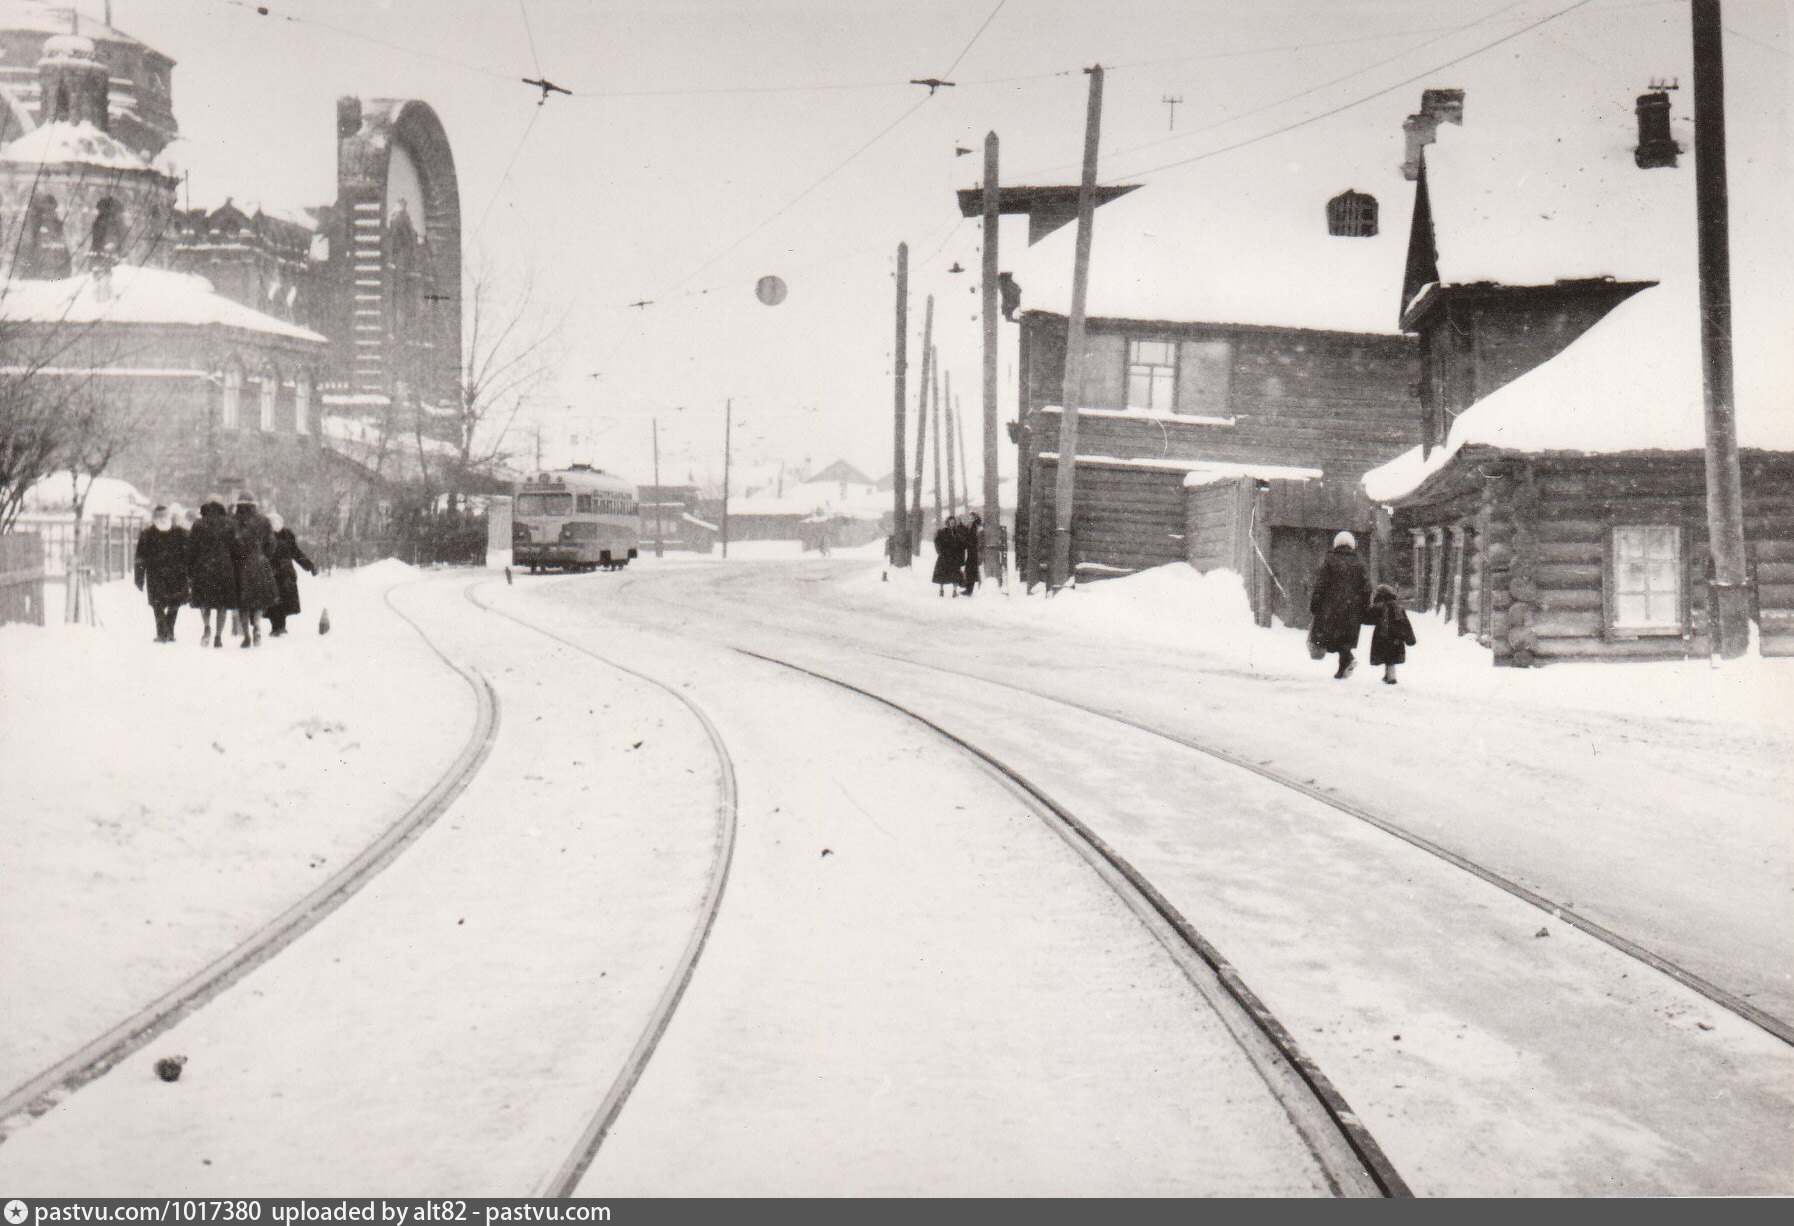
[461,581,739,1199]
[480,577,1403,1196]
[728,645,1410,1199]
[607,567,1794,1050]
[0,578,500,1137]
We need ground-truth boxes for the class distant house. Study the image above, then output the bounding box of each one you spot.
[1008,128,1422,622]
[725,460,891,551]
[1363,84,1794,664]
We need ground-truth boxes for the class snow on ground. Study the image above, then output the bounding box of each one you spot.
[0,565,472,1101]
[865,555,1794,732]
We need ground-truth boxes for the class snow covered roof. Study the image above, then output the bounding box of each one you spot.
[1364,54,1794,504]
[18,470,150,517]
[0,265,326,342]
[1004,109,1414,335]
[0,118,157,172]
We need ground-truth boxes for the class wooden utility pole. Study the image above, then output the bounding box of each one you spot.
[1692,0,1750,658]
[721,398,732,559]
[651,416,664,557]
[890,241,911,566]
[940,369,954,531]
[980,130,1002,583]
[956,392,973,516]
[945,395,959,516]
[911,297,934,548]
[1050,65,1106,591]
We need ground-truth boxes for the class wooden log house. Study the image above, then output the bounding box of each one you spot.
[1362,81,1794,664]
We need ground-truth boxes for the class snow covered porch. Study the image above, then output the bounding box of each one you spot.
[1374,448,1794,666]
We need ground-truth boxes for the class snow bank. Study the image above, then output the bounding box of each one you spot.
[0,568,471,1091]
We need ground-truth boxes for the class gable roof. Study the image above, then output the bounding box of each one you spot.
[1364,33,1792,504]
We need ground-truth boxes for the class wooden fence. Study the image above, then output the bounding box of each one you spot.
[0,533,46,627]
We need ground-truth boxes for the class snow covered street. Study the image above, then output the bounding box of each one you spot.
[2,555,1790,1196]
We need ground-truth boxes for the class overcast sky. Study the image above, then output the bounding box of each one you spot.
[92,0,1794,487]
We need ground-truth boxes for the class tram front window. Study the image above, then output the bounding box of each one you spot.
[516,492,574,516]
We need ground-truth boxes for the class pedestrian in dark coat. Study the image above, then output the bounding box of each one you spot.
[961,513,983,595]
[231,491,279,647]
[1309,530,1373,679]
[1366,583,1417,685]
[187,496,237,648]
[134,505,189,643]
[266,512,316,637]
[932,515,963,596]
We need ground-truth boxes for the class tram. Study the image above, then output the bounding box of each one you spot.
[511,464,641,572]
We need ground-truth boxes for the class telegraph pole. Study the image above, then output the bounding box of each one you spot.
[940,366,954,534]
[891,242,911,566]
[945,395,959,515]
[1692,0,1750,658]
[651,416,664,558]
[911,297,934,548]
[1050,64,1105,591]
[721,398,732,559]
[980,130,1002,584]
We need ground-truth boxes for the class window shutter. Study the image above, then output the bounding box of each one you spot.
[1078,333,1127,410]
[1176,339,1232,418]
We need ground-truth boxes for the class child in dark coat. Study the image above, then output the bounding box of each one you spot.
[1365,583,1417,685]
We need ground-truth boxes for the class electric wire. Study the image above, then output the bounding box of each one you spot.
[1111,0,1601,183]
[471,104,543,241]
[517,0,544,77]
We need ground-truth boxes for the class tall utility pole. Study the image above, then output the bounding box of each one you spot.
[1050,65,1106,591]
[911,297,934,548]
[651,417,664,558]
[956,392,973,516]
[945,396,959,515]
[980,131,1002,583]
[891,242,911,566]
[1692,0,1749,658]
[721,398,732,559]
[934,367,947,534]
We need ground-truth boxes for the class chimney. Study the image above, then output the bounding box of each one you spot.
[1402,88,1465,182]
[336,96,363,140]
[1634,90,1680,169]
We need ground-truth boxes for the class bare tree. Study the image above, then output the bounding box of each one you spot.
[455,252,562,497]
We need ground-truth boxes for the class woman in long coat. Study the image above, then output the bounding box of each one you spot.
[961,513,983,595]
[1309,530,1372,679]
[231,492,280,647]
[267,512,316,637]
[931,515,963,596]
[186,496,237,648]
[134,505,189,643]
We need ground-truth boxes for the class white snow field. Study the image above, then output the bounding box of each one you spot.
[2,555,1788,1196]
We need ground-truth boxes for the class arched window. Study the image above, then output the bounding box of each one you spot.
[91,198,124,256]
[259,368,278,431]
[294,374,312,435]
[221,363,243,429]
[20,197,70,279]
[1326,190,1378,237]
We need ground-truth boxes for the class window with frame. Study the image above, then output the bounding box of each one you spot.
[294,377,311,434]
[1609,525,1684,635]
[1126,339,1177,414]
[576,494,595,513]
[221,365,242,429]
[1326,190,1378,237]
[259,374,277,431]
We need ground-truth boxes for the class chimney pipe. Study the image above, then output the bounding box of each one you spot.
[1402,88,1465,182]
[1634,91,1680,169]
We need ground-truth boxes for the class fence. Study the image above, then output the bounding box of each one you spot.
[0,532,46,626]
[8,513,147,582]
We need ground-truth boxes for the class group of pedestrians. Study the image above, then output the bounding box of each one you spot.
[133,491,316,648]
[1307,530,1417,684]
[930,512,985,597]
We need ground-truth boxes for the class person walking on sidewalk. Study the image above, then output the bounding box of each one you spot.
[267,511,316,637]
[961,513,984,596]
[187,495,237,648]
[1366,583,1417,685]
[134,504,189,643]
[932,515,963,597]
[231,491,279,648]
[1309,530,1372,680]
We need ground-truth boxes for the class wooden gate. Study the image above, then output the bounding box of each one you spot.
[0,533,46,626]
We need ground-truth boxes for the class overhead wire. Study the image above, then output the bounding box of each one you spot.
[1111,0,1602,183]
[470,104,542,241]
